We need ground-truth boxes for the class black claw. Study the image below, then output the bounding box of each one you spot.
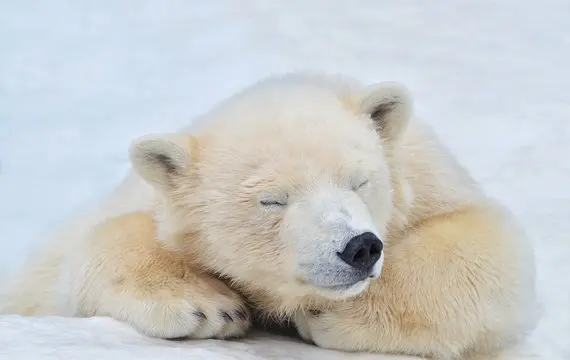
[309,309,322,316]
[193,310,207,321]
[234,309,248,321]
[220,311,234,322]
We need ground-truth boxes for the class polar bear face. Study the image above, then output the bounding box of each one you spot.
[130,75,411,305]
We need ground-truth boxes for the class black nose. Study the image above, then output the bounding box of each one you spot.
[337,232,383,271]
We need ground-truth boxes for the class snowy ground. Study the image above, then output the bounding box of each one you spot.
[0,1,568,359]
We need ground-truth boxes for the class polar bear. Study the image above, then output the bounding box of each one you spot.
[0,73,539,359]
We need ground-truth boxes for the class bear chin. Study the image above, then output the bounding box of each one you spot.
[314,278,373,299]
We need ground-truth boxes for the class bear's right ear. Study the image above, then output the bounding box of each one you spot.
[129,134,196,193]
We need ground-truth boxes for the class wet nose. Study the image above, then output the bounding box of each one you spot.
[337,232,383,271]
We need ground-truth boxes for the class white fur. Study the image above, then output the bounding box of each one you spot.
[0,73,539,359]
[285,185,384,291]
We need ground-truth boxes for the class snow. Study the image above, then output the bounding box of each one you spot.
[0,1,568,359]
[1,315,423,360]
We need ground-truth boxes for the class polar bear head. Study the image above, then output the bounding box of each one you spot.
[130,74,412,312]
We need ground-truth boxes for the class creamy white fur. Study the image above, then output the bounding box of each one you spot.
[0,73,539,359]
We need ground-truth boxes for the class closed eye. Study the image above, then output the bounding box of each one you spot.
[353,179,369,190]
[260,200,287,206]
[259,192,289,207]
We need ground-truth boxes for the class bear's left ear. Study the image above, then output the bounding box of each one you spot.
[129,133,197,193]
[354,82,412,143]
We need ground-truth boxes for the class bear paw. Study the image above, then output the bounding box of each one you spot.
[111,271,251,340]
[292,309,352,352]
